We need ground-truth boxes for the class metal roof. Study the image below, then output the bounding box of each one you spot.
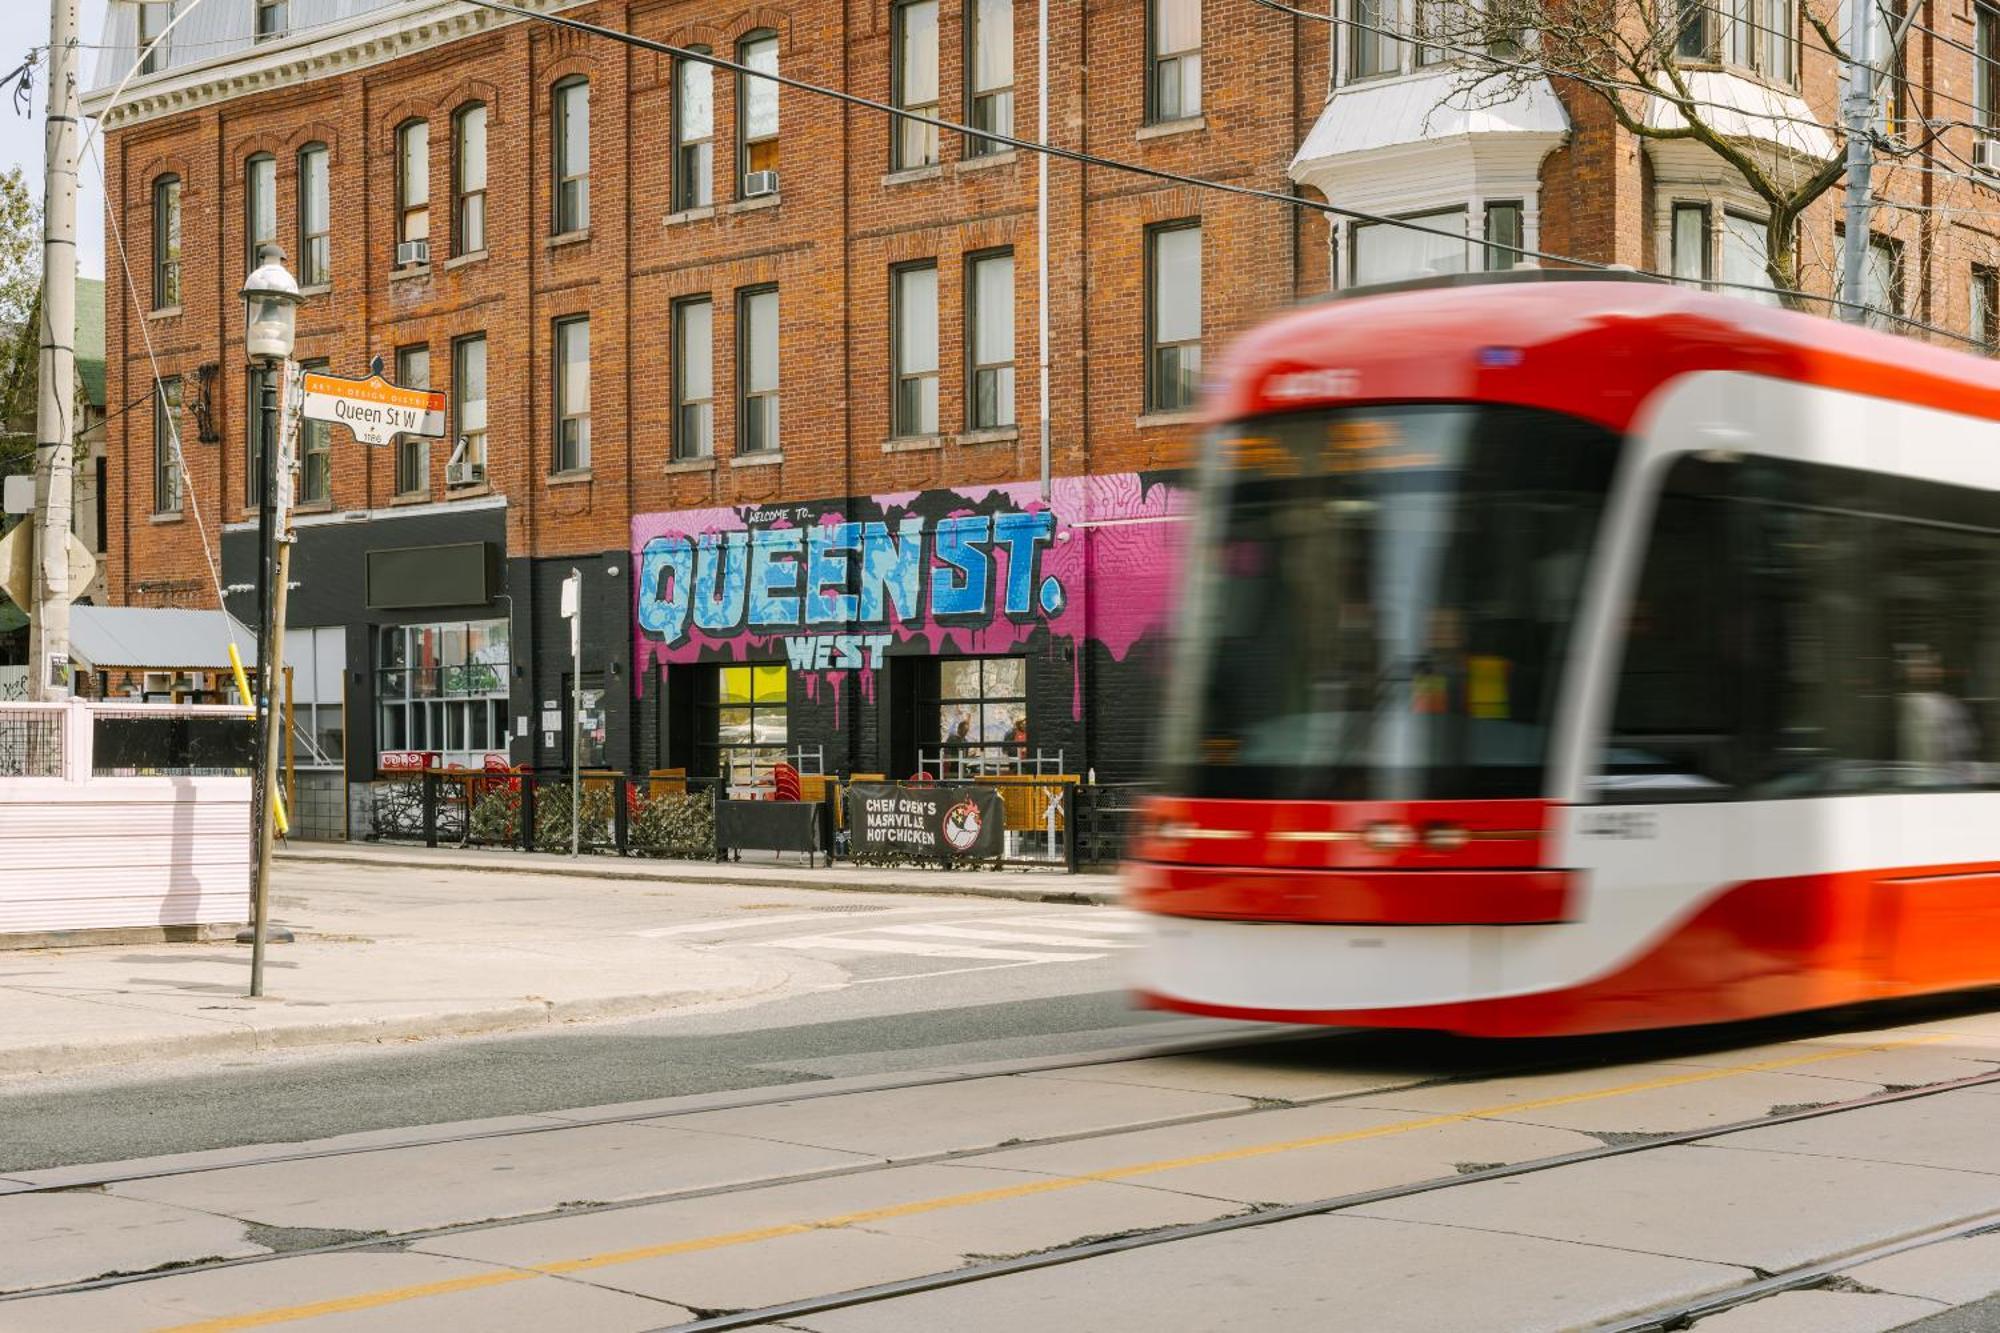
[69,606,256,671]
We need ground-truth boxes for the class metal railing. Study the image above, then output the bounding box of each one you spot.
[0,703,67,778]
[0,700,254,780]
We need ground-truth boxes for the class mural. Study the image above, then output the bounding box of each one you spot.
[632,474,1188,718]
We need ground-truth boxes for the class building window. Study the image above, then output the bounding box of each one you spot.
[1677,0,1796,82]
[738,31,779,194]
[297,143,329,286]
[1147,222,1201,413]
[675,49,714,211]
[287,625,347,767]
[554,315,590,472]
[394,344,430,496]
[453,334,487,475]
[397,119,429,255]
[966,0,1014,153]
[738,287,779,454]
[698,663,788,781]
[246,363,277,508]
[153,377,181,513]
[967,250,1014,429]
[299,358,331,505]
[553,77,590,234]
[1722,212,1780,304]
[1483,201,1523,271]
[244,153,275,274]
[1981,4,2000,131]
[1349,0,1399,78]
[1861,234,1902,330]
[454,103,487,256]
[935,657,1029,770]
[254,0,286,42]
[893,263,939,436]
[1976,265,1998,352]
[152,175,180,309]
[1149,0,1201,121]
[1671,202,1712,283]
[1351,208,1468,284]
[137,2,170,75]
[673,296,715,460]
[893,0,940,170]
[376,621,511,770]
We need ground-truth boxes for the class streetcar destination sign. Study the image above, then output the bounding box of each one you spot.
[301,370,446,446]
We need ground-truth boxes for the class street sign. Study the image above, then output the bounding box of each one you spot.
[301,370,446,446]
[1,474,33,515]
[0,525,94,612]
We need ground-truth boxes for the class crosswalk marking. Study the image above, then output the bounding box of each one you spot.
[1015,913,1145,934]
[874,922,1137,950]
[634,904,989,938]
[753,935,1096,963]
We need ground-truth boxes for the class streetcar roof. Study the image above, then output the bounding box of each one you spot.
[1212,272,2000,433]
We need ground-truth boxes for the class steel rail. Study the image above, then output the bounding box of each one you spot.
[652,1064,2000,1333]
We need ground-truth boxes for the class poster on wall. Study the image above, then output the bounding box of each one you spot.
[846,782,1005,862]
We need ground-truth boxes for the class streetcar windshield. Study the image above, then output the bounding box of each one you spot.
[1161,404,1621,801]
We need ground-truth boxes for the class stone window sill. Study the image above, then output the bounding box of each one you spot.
[1136,410,1203,429]
[883,434,944,453]
[389,491,431,506]
[446,483,493,499]
[389,264,431,284]
[443,250,488,271]
[548,229,591,250]
[149,509,184,524]
[664,206,717,227]
[958,426,1019,446]
[147,306,183,320]
[729,452,783,468]
[1137,116,1206,141]
[957,149,1017,173]
[665,456,717,473]
[292,501,334,516]
[548,468,594,487]
[883,164,944,186]
[298,284,332,298]
[726,193,781,214]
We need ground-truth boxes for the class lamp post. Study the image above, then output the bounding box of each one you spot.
[241,244,300,999]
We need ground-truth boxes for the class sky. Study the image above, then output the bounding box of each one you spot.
[0,0,112,280]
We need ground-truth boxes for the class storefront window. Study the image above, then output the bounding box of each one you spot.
[935,657,1028,771]
[376,618,511,769]
[698,663,788,781]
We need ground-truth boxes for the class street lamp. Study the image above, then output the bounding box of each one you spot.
[239,244,300,998]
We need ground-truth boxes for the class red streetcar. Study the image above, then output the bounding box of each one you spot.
[1128,272,2000,1036]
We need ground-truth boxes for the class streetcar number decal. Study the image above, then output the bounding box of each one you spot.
[1577,811,1659,840]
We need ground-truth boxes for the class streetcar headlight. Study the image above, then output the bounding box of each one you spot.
[1361,821,1416,852]
[1423,823,1469,852]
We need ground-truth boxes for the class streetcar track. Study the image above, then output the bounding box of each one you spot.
[1,1024,1988,1321]
[647,1064,2000,1333]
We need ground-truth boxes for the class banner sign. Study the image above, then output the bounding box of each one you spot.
[717,799,824,860]
[301,370,446,446]
[846,782,1005,862]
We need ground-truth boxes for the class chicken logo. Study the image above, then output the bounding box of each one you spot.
[941,798,984,852]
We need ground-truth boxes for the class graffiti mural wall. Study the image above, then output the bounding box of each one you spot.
[631,473,1188,775]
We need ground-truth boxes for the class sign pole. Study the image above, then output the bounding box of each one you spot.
[248,360,299,998]
[561,568,582,857]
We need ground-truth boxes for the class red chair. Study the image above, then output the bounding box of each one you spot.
[772,762,802,802]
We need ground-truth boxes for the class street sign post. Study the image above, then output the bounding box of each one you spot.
[300,370,446,445]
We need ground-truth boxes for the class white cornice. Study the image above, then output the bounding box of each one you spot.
[84,1,587,131]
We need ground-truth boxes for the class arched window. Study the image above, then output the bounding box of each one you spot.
[297,143,329,286]
[674,49,714,211]
[152,174,181,309]
[244,153,275,273]
[396,119,430,265]
[552,77,590,234]
[453,103,487,256]
[736,32,779,197]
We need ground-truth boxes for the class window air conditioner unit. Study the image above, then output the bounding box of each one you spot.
[446,460,486,487]
[396,238,430,267]
[1978,138,2000,176]
[742,170,780,198]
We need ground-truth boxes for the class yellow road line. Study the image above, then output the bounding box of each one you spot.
[154,1035,1939,1331]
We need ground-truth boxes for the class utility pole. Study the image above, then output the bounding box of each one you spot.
[1839,0,1875,324]
[30,0,80,699]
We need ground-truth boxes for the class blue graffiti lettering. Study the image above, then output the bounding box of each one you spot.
[692,531,750,632]
[747,528,803,627]
[991,510,1056,617]
[930,516,991,618]
[857,518,924,624]
[806,521,860,625]
[636,536,694,645]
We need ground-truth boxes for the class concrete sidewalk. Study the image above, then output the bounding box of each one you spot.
[278,840,1124,905]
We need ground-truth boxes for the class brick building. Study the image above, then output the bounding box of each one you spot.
[83,0,2000,836]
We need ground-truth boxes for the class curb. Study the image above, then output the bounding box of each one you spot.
[0,979,785,1081]
[276,847,1123,906]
